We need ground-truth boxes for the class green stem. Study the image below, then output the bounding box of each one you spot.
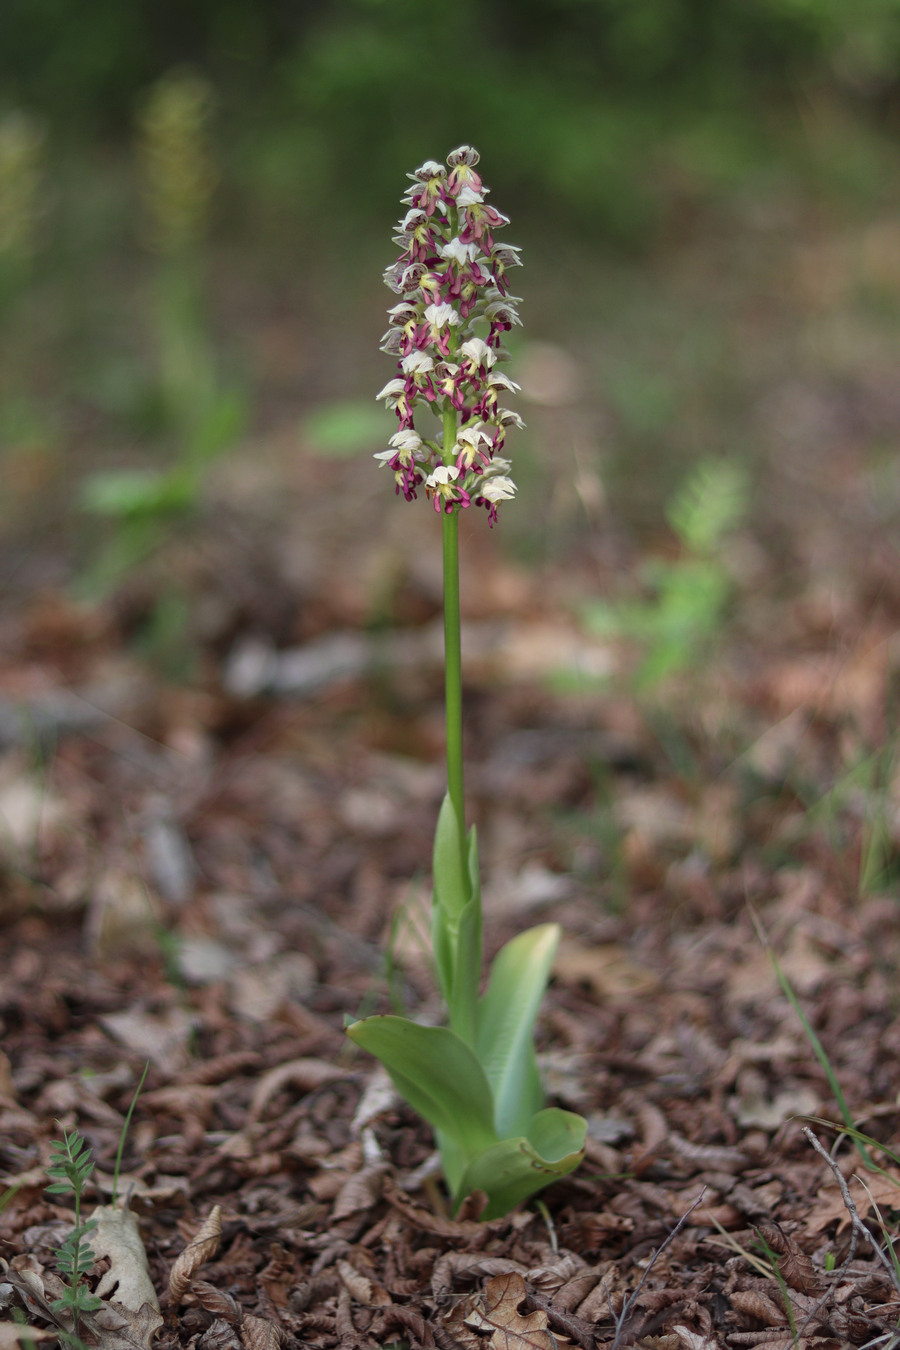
[442,402,467,875]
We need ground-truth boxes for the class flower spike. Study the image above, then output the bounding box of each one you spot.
[375,147,522,524]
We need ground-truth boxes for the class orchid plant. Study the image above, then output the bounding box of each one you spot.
[347,147,586,1220]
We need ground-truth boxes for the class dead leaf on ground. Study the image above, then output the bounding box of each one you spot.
[168,1206,223,1305]
[805,1166,900,1234]
[463,1272,560,1350]
[0,1324,57,1348]
[554,943,658,999]
[89,1204,160,1312]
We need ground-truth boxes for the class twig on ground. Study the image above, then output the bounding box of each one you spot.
[803,1127,900,1297]
[610,1188,707,1350]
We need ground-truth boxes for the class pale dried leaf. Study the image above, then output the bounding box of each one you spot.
[90,1205,160,1312]
[331,1164,387,1220]
[169,1205,223,1305]
[336,1258,392,1307]
[553,942,658,999]
[241,1314,283,1350]
[90,1300,164,1350]
[0,1324,56,1347]
[100,1006,194,1076]
[671,1328,722,1350]
[806,1166,900,1234]
[191,1281,243,1324]
[730,1289,787,1326]
[464,1273,559,1350]
[432,1254,528,1299]
[197,1317,243,1350]
[247,1059,345,1124]
[334,1285,356,1350]
[350,1068,397,1135]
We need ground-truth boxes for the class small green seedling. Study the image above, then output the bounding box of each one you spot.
[585,457,749,689]
[346,148,586,1220]
[44,1064,149,1333]
[45,1132,103,1329]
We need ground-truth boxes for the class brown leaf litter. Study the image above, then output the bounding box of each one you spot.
[4,426,900,1349]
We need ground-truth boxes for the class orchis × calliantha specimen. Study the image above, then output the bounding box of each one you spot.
[375,145,523,526]
[349,148,586,1222]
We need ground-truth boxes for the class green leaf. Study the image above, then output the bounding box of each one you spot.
[449,892,481,1047]
[304,400,390,458]
[79,468,194,519]
[188,385,247,462]
[477,924,560,1138]
[433,793,470,922]
[346,1016,498,1166]
[457,1108,587,1219]
[431,793,472,1008]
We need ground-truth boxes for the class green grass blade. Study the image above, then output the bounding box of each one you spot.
[768,948,874,1169]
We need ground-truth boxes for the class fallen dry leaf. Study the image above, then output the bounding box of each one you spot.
[86,1299,164,1350]
[0,1324,56,1348]
[805,1166,900,1234]
[89,1205,160,1312]
[241,1314,283,1350]
[168,1206,223,1305]
[464,1272,559,1350]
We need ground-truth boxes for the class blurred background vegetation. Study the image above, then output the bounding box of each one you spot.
[2,0,900,655]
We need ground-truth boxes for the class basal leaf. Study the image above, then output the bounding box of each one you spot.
[433,792,470,922]
[346,1016,497,1163]
[432,794,475,1014]
[449,891,481,1047]
[456,1108,587,1219]
[476,924,560,1138]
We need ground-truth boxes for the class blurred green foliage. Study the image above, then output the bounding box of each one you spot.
[584,458,750,689]
[4,0,900,240]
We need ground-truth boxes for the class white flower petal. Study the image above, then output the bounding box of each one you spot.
[426,464,459,487]
[487,372,520,393]
[423,302,460,328]
[455,184,485,207]
[478,475,517,502]
[400,351,435,375]
[375,378,406,402]
[457,421,492,447]
[460,338,495,368]
[389,429,423,453]
[439,237,478,266]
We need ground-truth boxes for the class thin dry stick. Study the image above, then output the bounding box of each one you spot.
[803,1127,900,1297]
[610,1188,707,1350]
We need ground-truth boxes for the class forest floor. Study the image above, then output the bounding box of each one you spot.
[3,207,900,1350]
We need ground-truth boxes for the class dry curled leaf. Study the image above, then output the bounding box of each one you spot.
[756,1223,823,1294]
[730,1289,787,1327]
[336,1258,392,1307]
[247,1059,345,1124]
[191,1281,243,1324]
[464,1273,559,1350]
[432,1254,528,1300]
[240,1314,283,1350]
[331,1163,388,1220]
[381,1178,495,1240]
[196,1317,243,1350]
[168,1205,223,1306]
